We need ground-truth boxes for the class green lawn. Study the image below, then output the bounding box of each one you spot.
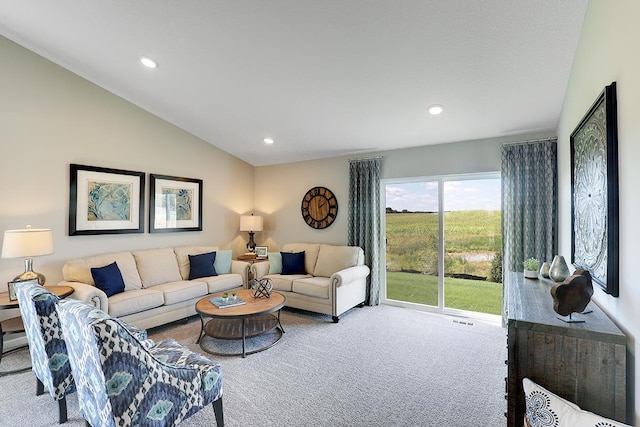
[386,271,503,315]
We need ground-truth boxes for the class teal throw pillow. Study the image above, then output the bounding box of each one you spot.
[91,261,126,297]
[281,251,306,275]
[213,249,233,275]
[268,252,282,274]
[189,251,217,279]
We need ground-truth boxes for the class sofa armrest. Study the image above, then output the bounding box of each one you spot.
[251,261,270,280]
[330,265,371,288]
[231,260,251,287]
[57,280,109,312]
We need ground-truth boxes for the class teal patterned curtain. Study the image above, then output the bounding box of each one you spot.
[348,157,382,306]
[501,139,557,273]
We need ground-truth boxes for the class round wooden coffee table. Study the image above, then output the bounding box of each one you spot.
[195,289,286,358]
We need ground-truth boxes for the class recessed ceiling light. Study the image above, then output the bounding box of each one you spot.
[428,104,444,115]
[140,56,158,69]
[263,138,274,144]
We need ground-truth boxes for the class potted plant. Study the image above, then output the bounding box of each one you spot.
[221,292,229,302]
[230,292,237,302]
[523,258,540,279]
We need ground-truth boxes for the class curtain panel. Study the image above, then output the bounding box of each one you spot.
[501,139,557,273]
[348,158,382,306]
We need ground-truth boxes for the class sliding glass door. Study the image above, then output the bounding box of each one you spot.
[383,174,502,318]
[384,180,440,307]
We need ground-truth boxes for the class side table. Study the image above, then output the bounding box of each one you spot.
[0,285,74,376]
[237,255,268,281]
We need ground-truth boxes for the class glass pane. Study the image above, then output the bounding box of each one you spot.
[385,181,439,306]
[443,179,502,315]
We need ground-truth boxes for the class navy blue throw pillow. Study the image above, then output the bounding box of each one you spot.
[189,251,217,280]
[91,262,126,297]
[281,251,306,275]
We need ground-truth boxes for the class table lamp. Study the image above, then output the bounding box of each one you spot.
[1,226,54,285]
[240,214,263,253]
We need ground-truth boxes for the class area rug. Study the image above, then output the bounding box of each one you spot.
[0,304,506,426]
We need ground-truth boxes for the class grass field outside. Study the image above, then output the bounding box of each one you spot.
[386,210,502,315]
[385,271,503,315]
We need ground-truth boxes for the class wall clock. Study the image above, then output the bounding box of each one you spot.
[301,186,338,229]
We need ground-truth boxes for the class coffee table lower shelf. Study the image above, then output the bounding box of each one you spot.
[198,313,284,357]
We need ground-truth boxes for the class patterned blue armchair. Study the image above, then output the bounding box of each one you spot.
[14,281,76,424]
[57,298,224,427]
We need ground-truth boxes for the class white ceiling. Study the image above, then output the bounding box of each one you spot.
[0,1,588,166]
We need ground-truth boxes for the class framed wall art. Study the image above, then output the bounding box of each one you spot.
[150,174,203,233]
[570,82,619,296]
[69,164,145,235]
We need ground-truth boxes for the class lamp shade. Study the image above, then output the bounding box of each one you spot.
[240,215,263,232]
[1,228,54,259]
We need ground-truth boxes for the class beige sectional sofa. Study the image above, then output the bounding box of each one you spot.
[56,246,248,329]
[251,243,370,322]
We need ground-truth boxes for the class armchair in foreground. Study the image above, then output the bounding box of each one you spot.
[14,281,75,424]
[57,298,224,427]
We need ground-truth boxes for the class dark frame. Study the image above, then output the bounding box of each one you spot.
[149,174,203,233]
[570,82,619,296]
[69,164,145,235]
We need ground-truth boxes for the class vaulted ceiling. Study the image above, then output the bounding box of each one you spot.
[0,1,588,166]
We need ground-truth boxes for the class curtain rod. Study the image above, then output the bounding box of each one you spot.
[348,156,383,162]
[501,137,557,147]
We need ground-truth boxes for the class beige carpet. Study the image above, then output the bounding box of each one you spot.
[0,304,506,426]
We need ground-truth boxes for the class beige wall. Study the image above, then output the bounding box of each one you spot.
[254,132,554,251]
[557,1,640,422]
[0,35,254,297]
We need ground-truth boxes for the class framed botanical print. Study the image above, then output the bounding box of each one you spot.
[570,82,619,296]
[69,164,145,235]
[149,174,203,232]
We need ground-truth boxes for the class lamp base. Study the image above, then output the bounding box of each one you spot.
[246,231,256,253]
[13,258,46,285]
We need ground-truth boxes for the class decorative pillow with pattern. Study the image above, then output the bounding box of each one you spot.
[523,378,630,427]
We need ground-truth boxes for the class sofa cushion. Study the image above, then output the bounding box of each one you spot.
[264,274,309,292]
[107,288,164,318]
[213,250,233,275]
[201,274,244,294]
[188,252,217,279]
[313,244,362,277]
[293,277,331,299]
[523,378,631,427]
[63,251,142,291]
[174,245,219,280]
[90,261,125,297]
[133,248,182,288]
[268,252,282,274]
[282,251,306,275]
[282,243,320,274]
[150,280,208,305]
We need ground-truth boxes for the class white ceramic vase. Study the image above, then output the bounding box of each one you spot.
[540,262,551,278]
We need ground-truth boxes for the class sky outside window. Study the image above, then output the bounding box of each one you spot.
[386,179,500,212]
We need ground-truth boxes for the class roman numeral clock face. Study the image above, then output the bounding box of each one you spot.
[301,186,338,229]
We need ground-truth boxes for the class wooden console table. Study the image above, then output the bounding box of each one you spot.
[504,271,627,426]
